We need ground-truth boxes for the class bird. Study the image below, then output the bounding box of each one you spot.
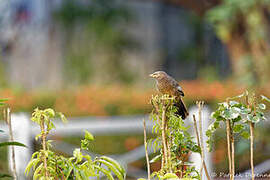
[149,71,189,119]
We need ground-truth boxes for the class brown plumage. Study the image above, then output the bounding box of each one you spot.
[149,71,189,119]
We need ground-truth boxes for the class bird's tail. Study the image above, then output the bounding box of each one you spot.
[175,98,189,119]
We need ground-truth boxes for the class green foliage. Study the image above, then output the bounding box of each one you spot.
[31,108,66,141]
[206,0,270,41]
[206,0,270,86]
[0,174,12,178]
[149,95,200,179]
[0,141,26,148]
[206,91,269,151]
[81,130,94,150]
[26,108,125,180]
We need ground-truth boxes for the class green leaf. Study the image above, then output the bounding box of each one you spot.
[85,130,94,141]
[44,108,55,117]
[211,111,219,119]
[35,134,41,141]
[231,107,241,118]
[0,130,4,133]
[229,101,239,106]
[247,114,254,122]
[73,148,83,162]
[94,165,114,180]
[97,158,125,180]
[233,124,244,133]
[163,173,179,179]
[33,164,43,180]
[258,103,266,110]
[240,107,251,114]
[81,139,89,150]
[241,131,250,139]
[222,107,240,119]
[99,156,125,178]
[261,95,270,103]
[58,112,67,123]
[150,154,161,163]
[25,158,40,175]
[0,173,12,179]
[252,116,260,123]
[0,141,27,148]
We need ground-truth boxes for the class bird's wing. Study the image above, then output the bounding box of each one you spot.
[169,76,185,96]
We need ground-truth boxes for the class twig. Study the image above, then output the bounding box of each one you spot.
[192,114,211,180]
[197,101,205,176]
[250,122,255,180]
[143,119,151,180]
[246,94,255,180]
[166,126,172,173]
[226,119,232,180]
[152,100,164,169]
[41,116,49,178]
[6,108,17,180]
[231,130,235,180]
[161,104,168,170]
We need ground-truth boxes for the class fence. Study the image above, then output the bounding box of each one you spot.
[1,106,269,179]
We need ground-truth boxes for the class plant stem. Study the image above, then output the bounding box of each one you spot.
[192,114,210,180]
[143,119,151,180]
[231,130,235,180]
[6,108,17,180]
[166,135,172,173]
[197,101,205,176]
[250,122,255,180]
[161,104,168,171]
[41,117,49,179]
[226,119,232,180]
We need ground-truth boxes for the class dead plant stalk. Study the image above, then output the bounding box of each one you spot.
[226,119,233,180]
[192,114,211,180]
[6,108,17,180]
[161,104,168,170]
[143,119,151,180]
[250,122,255,180]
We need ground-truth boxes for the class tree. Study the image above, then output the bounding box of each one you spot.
[164,0,270,87]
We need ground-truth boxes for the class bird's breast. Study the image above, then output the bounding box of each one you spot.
[157,81,174,95]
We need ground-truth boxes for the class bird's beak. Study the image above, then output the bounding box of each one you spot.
[149,73,155,78]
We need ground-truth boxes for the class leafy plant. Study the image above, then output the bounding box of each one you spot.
[207,91,269,180]
[25,108,125,180]
[206,0,270,87]
[0,99,26,179]
[145,95,200,179]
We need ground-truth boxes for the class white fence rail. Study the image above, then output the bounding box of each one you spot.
[1,106,269,179]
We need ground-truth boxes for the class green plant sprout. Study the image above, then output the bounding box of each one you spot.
[207,91,269,180]
[25,108,125,180]
[144,95,200,180]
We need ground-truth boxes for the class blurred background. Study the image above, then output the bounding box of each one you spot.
[0,0,270,179]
